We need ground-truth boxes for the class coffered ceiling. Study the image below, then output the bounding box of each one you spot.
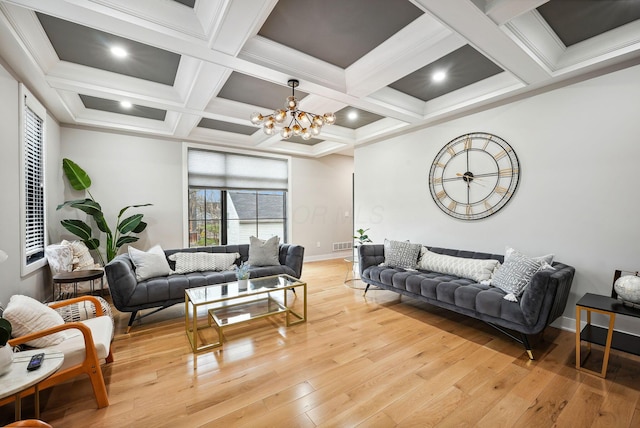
[0,0,639,157]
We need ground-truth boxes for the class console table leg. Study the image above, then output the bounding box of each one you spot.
[600,312,616,377]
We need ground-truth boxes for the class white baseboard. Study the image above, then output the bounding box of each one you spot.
[304,250,352,262]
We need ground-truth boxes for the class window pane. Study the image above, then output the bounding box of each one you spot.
[258,191,285,219]
[188,188,221,247]
[227,191,257,244]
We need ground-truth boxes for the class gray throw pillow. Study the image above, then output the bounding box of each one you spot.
[382,239,421,269]
[492,250,543,297]
[248,236,280,266]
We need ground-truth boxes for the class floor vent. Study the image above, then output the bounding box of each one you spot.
[333,242,353,251]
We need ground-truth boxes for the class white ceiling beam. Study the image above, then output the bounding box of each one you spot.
[484,0,549,26]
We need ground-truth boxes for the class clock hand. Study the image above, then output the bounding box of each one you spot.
[455,173,486,187]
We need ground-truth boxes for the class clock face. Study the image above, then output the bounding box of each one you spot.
[428,132,520,220]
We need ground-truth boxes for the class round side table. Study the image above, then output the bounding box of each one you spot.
[52,269,104,300]
[0,350,64,421]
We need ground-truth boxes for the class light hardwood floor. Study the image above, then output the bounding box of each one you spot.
[2,259,640,427]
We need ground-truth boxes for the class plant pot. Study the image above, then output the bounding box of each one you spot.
[0,345,13,376]
[237,279,248,288]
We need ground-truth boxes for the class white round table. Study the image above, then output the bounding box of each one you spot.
[0,349,64,421]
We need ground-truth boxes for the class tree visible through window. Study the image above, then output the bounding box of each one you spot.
[188,189,286,247]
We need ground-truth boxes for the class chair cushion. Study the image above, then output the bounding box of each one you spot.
[45,316,113,371]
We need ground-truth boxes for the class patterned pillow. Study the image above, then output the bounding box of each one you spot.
[61,239,98,270]
[168,252,240,274]
[382,239,421,269]
[419,248,500,282]
[492,250,544,297]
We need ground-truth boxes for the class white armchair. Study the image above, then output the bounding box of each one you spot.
[0,296,114,409]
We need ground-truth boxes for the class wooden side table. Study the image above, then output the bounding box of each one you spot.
[575,292,640,378]
[0,350,64,421]
[52,269,104,300]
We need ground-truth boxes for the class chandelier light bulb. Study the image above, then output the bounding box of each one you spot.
[251,79,335,140]
[286,96,297,110]
[281,126,293,139]
[250,112,264,124]
[274,109,286,123]
[323,112,336,125]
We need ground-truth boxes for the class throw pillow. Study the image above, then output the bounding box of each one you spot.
[504,246,554,267]
[382,239,421,269]
[168,252,240,274]
[44,244,74,274]
[247,236,280,267]
[3,295,71,348]
[419,248,500,282]
[492,249,544,298]
[61,239,99,270]
[128,244,171,282]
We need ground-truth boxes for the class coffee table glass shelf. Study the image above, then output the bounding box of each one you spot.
[185,274,307,352]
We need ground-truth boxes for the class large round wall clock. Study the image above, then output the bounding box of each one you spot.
[428,132,520,220]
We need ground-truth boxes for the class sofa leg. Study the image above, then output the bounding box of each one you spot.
[363,284,370,296]
[126,311,138,333]
[521,334,534,360]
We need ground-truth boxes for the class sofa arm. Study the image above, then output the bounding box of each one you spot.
[280,244,305,278]
[104,254,137,312]
[358,244,385,275]
[519,262,575,326]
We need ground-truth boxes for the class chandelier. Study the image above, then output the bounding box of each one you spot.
[250,79,336,140]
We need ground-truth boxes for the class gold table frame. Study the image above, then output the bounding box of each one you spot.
[185,274,306,352]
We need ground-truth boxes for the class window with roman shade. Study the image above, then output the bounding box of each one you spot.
[187,148,288,246]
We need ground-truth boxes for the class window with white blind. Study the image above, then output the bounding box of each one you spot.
[20,85,47,275]
[187,148,289,247]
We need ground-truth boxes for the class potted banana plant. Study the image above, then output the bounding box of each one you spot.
[57,158,152,265]
[0,318,13,375]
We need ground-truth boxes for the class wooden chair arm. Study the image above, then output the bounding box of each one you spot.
[48,295,104,317]
[8,321,95,349]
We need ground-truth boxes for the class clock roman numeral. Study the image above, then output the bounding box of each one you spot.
[434,162,446,168]
[431,177,442,184]
[466,204,472,216]
[448,201,457,211]
[499,168,515,177]
[494,150,507,161]
[464,137,472,151]
[495,186,509,194]
[436,190,446,200]
[446,146,456,157]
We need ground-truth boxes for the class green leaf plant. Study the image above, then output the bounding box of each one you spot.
[56,158,152,265]
[353,228,372,246]
[0,318,11,347]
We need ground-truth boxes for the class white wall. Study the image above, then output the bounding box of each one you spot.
[354,63,640,332]
[0,62,61,305]
[58,130,354,261]
[56,128,184,256]
[291,154,354,260]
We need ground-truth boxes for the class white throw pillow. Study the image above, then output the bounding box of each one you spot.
[61,239,98,270]
[3,295,71,348]
[45,244,74,274]
[168,252,240,274]
[419,248,500,282]
[247,236,280,267]
[128,244,171,282]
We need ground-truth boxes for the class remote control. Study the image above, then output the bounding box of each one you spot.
[27,353,45,371]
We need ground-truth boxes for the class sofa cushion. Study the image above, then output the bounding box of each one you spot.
[168,252,240,274]
[128,244,171,281]
[492,249,544,297]
[382,239,421,269]
[419,248,500,282]
[248,236,280,266]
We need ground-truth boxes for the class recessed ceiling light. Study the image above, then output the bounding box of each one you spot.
[347,111,358,120]
[120,101,132,109]
[432,71,446,82]
[110,46,128,58]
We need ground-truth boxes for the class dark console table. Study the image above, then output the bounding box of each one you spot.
[575,292,640,378]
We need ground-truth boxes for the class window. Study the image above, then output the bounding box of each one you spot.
[20,85,47,275]
[187,148,288,246]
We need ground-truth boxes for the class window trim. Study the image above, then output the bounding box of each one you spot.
[19,84,48,276]
[182,143,292,247]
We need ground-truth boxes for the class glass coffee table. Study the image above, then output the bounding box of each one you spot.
[185,274,307,352]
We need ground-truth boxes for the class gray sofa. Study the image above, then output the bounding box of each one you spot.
[105,244,304,331]
[358,244,575,359]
